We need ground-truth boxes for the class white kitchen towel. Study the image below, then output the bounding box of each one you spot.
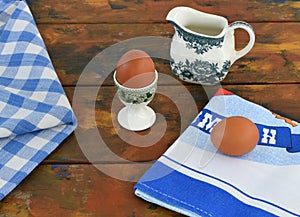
[135,88,300,217]
[0,0,77,200]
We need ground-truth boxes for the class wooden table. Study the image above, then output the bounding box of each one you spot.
[1,0,299,216]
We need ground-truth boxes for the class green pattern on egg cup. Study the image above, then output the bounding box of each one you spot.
[116,86,156,104]
[113,71,158,105]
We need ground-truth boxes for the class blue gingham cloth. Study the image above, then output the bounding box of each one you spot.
[0,0,77,200]
[135,89,300,217]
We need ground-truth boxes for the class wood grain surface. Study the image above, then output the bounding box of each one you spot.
[38,22,300,86]
[1,0,299,216]
[27,0,300,23]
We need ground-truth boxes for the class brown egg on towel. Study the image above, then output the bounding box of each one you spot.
[210,116,259,156]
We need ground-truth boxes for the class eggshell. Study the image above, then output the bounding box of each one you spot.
[116,49,155,88]
[210,116,259,156]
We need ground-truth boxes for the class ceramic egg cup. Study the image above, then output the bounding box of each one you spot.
[113,70,158,131]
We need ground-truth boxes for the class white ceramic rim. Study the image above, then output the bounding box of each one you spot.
[113,70,158,91]
[167,6,228,38]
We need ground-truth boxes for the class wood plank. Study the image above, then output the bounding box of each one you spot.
[27,0,300,24]
[36,23,300,86]
[0,164,181,217]
[45,84,300,163]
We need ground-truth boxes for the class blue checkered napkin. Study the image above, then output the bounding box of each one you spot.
[135,89,300,217]
[0,0,77,200]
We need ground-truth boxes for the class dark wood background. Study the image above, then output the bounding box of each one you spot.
[1,0,299,216]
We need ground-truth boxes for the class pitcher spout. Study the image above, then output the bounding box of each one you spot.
[166,7,182,26]
[166,7,192,32]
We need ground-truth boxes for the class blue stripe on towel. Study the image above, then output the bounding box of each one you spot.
[135,161,279,217]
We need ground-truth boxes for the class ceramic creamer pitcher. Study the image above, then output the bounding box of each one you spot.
[166,7,255,85]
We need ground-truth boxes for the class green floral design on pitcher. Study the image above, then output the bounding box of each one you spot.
[170,59,231,84]
[175,26,224,54]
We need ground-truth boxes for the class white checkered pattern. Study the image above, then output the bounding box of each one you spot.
[0,0,77,200]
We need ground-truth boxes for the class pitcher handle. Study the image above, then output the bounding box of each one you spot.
[229,21,255,63]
